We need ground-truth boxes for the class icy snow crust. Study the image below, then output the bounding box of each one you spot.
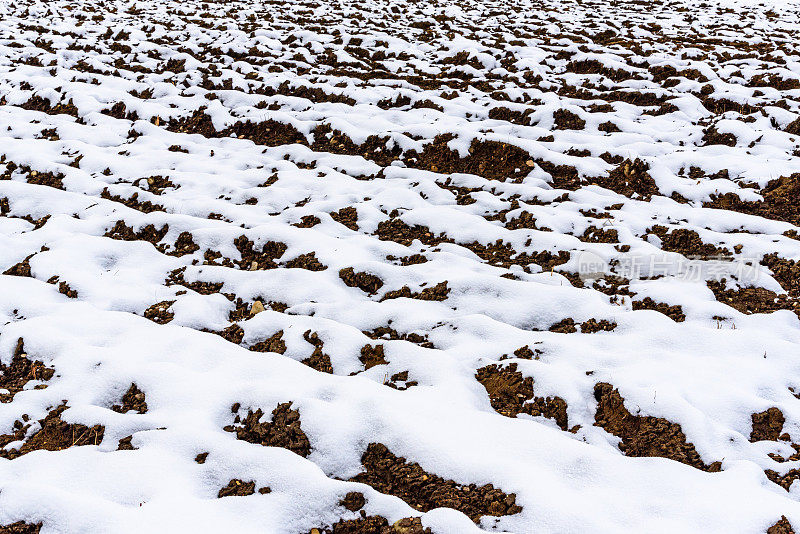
[1,0,800,531]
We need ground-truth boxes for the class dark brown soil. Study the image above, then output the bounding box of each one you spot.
[704,174,800,226]
[170,232,199,256]
[3,254,34,277]
[340,491,366,511]
[750,407,785,442]
[286,252,327,271]
[118,435,136,450]
[294,215,321,228]
[307,515,430,534]
[204,323,245,345]
[218,479,255,497]
[766,468,800,491]
[381,281,449,302]
[0,338,54,402]
[143,300,175,324]
[375,219,450,247]
[0,404,105,459]
[649,226,731,258]
[549,318,617,334]
[234,235,287,270]
[593,383,720,471]
[706,279,789,315]
[112,383,148,414]
[100,189,165,213]
[339,267,384,294]
[331,206,359,230]
[632,297,686,322]
[360,344,388,370]
[363,327,433,349]
[580,226,619,243]
[553,108,586,130]
[350,443,522,522]
[0,522,42,534]
[768,516,796,534]
[249,331,287,354]
[475,363,570,431]
[595,158,659,200]
[404,135,532,182]
[761,254,800,298]
[702,125,737,146]
[225,402,311,457]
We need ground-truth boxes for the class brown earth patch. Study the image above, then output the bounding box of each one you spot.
[0,522,42,534]
[286,252,327,271]
[249,331,287,354]
[3,254,34,277]
[375,218,451,247]
[307,516,430,534]
[751,407,785,442]
[594,383,720,471]
[225,402,311,457]
[339,267,384,294]
[143,300,175,324]
[0,338,54,402]
[476,363,571,431]
[112,383,148,414]
[704,174,800,226]
[331,206,359,231]
[0,404,105,459]
[553,108,586,130]
[707,279,789,315]
[105,220,169,250]
[360,344,388,370]
[217,479,271,497]
[632,297,686,322]
[649,226,732,258]
[381,281,450,302]
[350,443,522,522]
[234,235,287,270]
[404,134,532,182]
[768,516,796,534]
[303,330,333,373]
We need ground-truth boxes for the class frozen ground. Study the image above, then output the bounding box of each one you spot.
[1,0,800,532]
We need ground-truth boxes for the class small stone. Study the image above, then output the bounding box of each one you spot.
[250,300,265,316]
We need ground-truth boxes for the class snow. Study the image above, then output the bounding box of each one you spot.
[1,0,800,531]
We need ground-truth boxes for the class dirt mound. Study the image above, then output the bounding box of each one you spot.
[0,522,41,534]
[339,267,384,294]
[750,407,785,442]
[707,280,789,315]
[350,443,522,522]
[112,383,148,414]
[307,515,430,534]
[143,300,175,324]
[360,344,388,370]
[768,516,796,534]
[234,235,287,270]
[476,363,570,431]
[331,207,359,230]
[648,226,731,258]
[0,404,105,459]
[404,135,532,182]
[249,331,287,354]
[225,402,311,457]
[632,297,686,322]
[705,174,800,226]
[594,383,720,471]
[0,338,55,402]
[381,281,449,302]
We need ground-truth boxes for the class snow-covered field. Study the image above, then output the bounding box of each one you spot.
[2,0,800,531]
